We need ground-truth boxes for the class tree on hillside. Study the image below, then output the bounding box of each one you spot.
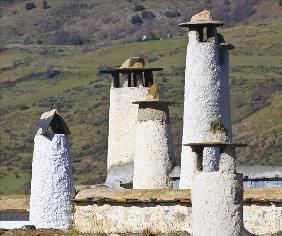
[42,0,50,9]
[131,15,143,24]
[25,2,36,10]
[141,10,155,20]
[165,10,181,18]
[134,4,145,11]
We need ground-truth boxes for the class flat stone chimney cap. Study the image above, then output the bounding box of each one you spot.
[183,142,248,147]
[101,57,163,73]
[133,101,174,105]
[179,10,223,27]
[36,109,70,135]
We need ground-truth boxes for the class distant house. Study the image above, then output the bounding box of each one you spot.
[169,165,282,189]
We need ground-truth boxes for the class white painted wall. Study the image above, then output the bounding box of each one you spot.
[180,30,232,188]
[74,203,192,234]
[106,86,147,184]
[73,200,281,235]
[0,221,31,229]
[29,134,75,229]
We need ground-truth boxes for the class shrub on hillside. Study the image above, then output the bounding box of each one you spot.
[54,31,86,45]
[141,10,155,20]
[46,65,60,78]
[25,2,36,10]
[15,172,20,178]
[69,34,86,45]
[0,47,7,53]
[96,64,114,75]
[42,0,50,9]
[164,10,181,18]
[131,15,143,24]
[134,4,145,11]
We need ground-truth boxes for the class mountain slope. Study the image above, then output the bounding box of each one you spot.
[0,1,282,194]
[1,0,282,46]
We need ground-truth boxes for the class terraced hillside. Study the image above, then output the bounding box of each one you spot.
[0,0,282,194]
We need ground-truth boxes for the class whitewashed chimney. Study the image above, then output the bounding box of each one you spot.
[180,10,252,236]
[102,58,163,187]
[179,10,234,188]
[185,143,251,236]
[133,100,174,189]
[29,109,74,229]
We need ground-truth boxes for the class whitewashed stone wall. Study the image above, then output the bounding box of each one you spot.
[244,204,282,236]
[73,201,281,235]
[73,203,192,234]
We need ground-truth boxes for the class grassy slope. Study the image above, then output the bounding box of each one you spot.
[0,11,282,193]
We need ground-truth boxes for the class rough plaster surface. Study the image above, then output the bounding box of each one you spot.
[72,201,281,235]
[202,146,220,171]
[219,146,236,173]
[133,104,173,188]
[73,203,192,234]
[137,103,169,122]
[107,86,147,184]
[29,134,75,229]
[180,31,232,188]
[192,172,243,236]
[244,204,282,235]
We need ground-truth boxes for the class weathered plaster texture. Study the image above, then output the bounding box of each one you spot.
[29,134,75,229]
[180,31,232,188]
[133,103,173,189]
[72,200,281,235]
[137,103,169,122]
[192,172,243,236]
[73,203,192,234]
[107,86,147,184]
[244,204,282,236]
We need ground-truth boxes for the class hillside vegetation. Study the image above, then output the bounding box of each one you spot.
[1,0,282,46]
[0,0,281,194]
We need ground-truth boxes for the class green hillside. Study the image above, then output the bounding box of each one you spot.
[0,0,282,194]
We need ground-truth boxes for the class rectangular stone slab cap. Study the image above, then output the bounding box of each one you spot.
[36,109,70,135]
[183,142,248,147]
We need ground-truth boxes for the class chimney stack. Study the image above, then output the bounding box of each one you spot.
[29,109,74,229]
[102,57,163,187]
[179,10,234,188]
